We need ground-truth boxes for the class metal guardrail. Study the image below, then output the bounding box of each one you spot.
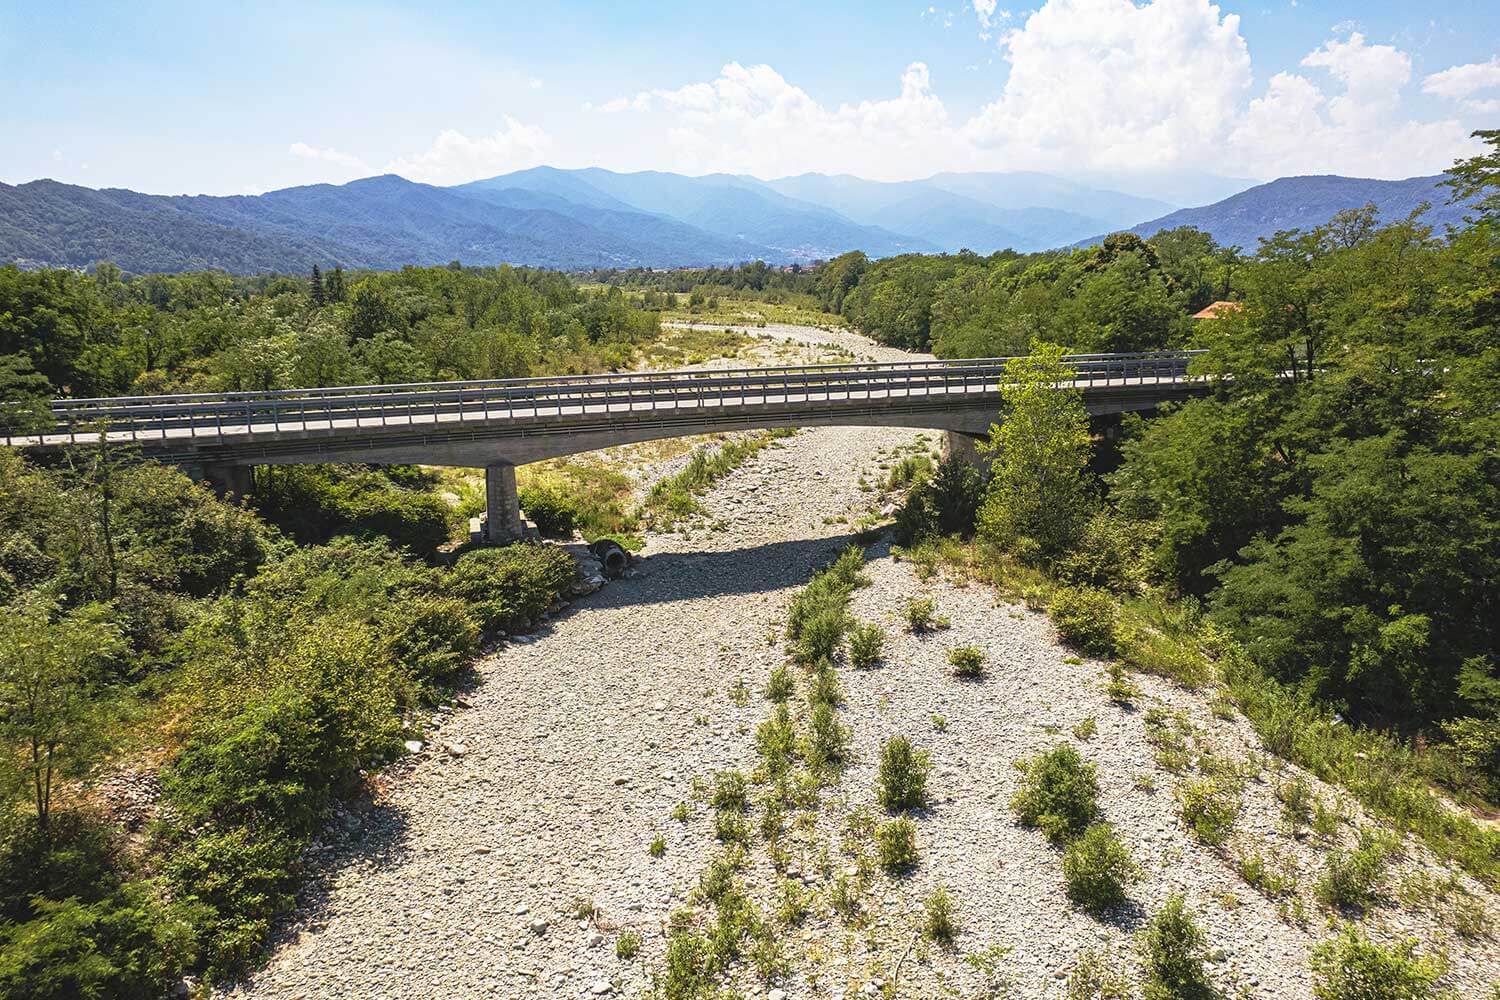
[11,351,1205,448]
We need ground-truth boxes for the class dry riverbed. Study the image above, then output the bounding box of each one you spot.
[226,324,1497,1000]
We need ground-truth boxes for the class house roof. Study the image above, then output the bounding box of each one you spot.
[1191,300,1244,320]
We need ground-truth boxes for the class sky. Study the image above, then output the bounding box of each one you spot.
[3,0,1498,197]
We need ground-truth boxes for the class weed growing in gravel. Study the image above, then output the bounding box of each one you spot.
[755,704,799,777]
[711,770,749,813]
[875,816,919,874]
[1316,828,1396,912]
[713,810,752,846]
[922,885,959,945]
[1138,894,1215,1000]
[649,833,666,858]
[931,713,948,732]
[764,664,795,702]
[1312,797,1345,839]
[829,871,866,925]
[947,644,987,678]
[1104,661,1141,705]
[847,622,884,669]
[1134,772,1157,792]
[1073,716,1098,741]
[804,702,852,774]
[697,848,746,904]
[1068,949,1135,1000]
[1309,927,1446,1000]
[616,929,642,959]
[903,596,950,633]
[1063,824,1140,914]
[964,944,1015,996]
[876,735,931,812]
[670,801,690,823]
[785,546,867,664]
[805,657,843,709]
[775,878,811,926]
[1236,850,1295,898]
[573,898,601,922]
[1144,707,1194,773]
[1276,776,1314,835]
[1398,871,1492,939]
[1176,777,1240,846]
[1011,743,1100,844]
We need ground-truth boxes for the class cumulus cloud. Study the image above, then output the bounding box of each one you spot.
[1423,55,1500,113]
[963,0,1252,172]
[594,61,963,179]
[384,118,553,185]
[1228,32,1473,177]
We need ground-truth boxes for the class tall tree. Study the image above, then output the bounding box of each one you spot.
[309,264,325,308]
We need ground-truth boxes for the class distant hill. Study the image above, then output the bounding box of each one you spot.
[1087,174,1473,249]
[0,166,1474,276]
[766,172,1171,252]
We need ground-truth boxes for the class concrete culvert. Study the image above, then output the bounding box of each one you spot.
[589,539,629,578]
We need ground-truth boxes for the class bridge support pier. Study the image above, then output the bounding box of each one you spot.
[943,430,990,474]
[485,462,527,544]
[200,462,253,501]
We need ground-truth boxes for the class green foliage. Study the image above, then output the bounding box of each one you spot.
[763,664,795,702]
[977,342,1096,561]
[1138,895,1216,1000]
[517,480,580,538]
[1011,743,1100,844]
[804,703,851,774]
[1068,948,1136,1000]
[1316,829,1395,912]
[875,735,931,813]
[874,816,919,874]
[1062,824,1139,913]
[1176,778,1240,846]
[1048,585,1119,657]
[922,885,958,945]
[903,595,948,633]
[784,545,866,665]
[441,544,575,634]
[616,930,643,959]
[642,431,793,529]
[847,622,884,669]
[1309,927,1447,1000]
[893,454,983,543]
[252,465,452,556]
[947,644,986,678]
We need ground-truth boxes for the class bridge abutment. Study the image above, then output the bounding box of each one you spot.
[484,462,527,544]
[199,462,253,501]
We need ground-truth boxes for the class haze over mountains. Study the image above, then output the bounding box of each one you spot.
[0,166,1470,275]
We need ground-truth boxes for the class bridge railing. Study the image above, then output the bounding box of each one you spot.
[14,350,1204,448]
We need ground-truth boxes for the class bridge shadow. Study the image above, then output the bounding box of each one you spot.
[558,530,883,612]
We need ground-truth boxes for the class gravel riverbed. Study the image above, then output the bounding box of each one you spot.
[225,324,1497,1000]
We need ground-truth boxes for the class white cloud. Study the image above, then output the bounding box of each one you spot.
[1423,55,1500,111]
[383,118,553,185]
[1228,32,1472,177]
[963,0,1252,172]
[288,142,374,182]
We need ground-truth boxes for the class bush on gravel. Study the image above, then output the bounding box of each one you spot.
[1011,743,1100,844]
[1048,585,1119,656]
[876,735,931,813]
[1062,824,1139,913]
[441,543,576,634]
[1139,895,1215,1000]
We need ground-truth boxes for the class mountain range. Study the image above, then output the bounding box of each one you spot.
[0,166,1471,275]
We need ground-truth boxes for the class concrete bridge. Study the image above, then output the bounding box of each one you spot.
[12,351,1206,542]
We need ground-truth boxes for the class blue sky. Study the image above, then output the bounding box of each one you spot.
[3,1,1498,195]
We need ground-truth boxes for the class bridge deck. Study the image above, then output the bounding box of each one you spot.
[7,351,1206,467]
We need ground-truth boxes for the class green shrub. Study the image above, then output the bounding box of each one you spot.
[711,770,749,813]
[1011,743,1100,844]
[1048,586,1119,656]
[794,599,850,665]
[876,735,931,812]
[947,645,986,678]
[379,592,481,688]
[1316,830,1395,911]
[755,706,798,777]
[1055,511,1145,590]
[441,544,575,634]
[517,481,580,538]
[254,466,451,556]
[764,664,795,702]
[616,929,643,959]
[162,827,303,982]
[805,703,851,773]
[848,622,884,669]
[875,817,919,874]
[922,885,958,944]
[1062,825,1139,914]
[805,658,842,708]
[1177,778,1240,846]
[1310,927,1446,1000]
[903,596,949,633]
[0,883,198,1000]
[1138,894,1215,1000]
[1439,716,1500,802]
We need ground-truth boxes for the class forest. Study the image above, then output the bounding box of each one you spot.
[0,135,1495,997]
